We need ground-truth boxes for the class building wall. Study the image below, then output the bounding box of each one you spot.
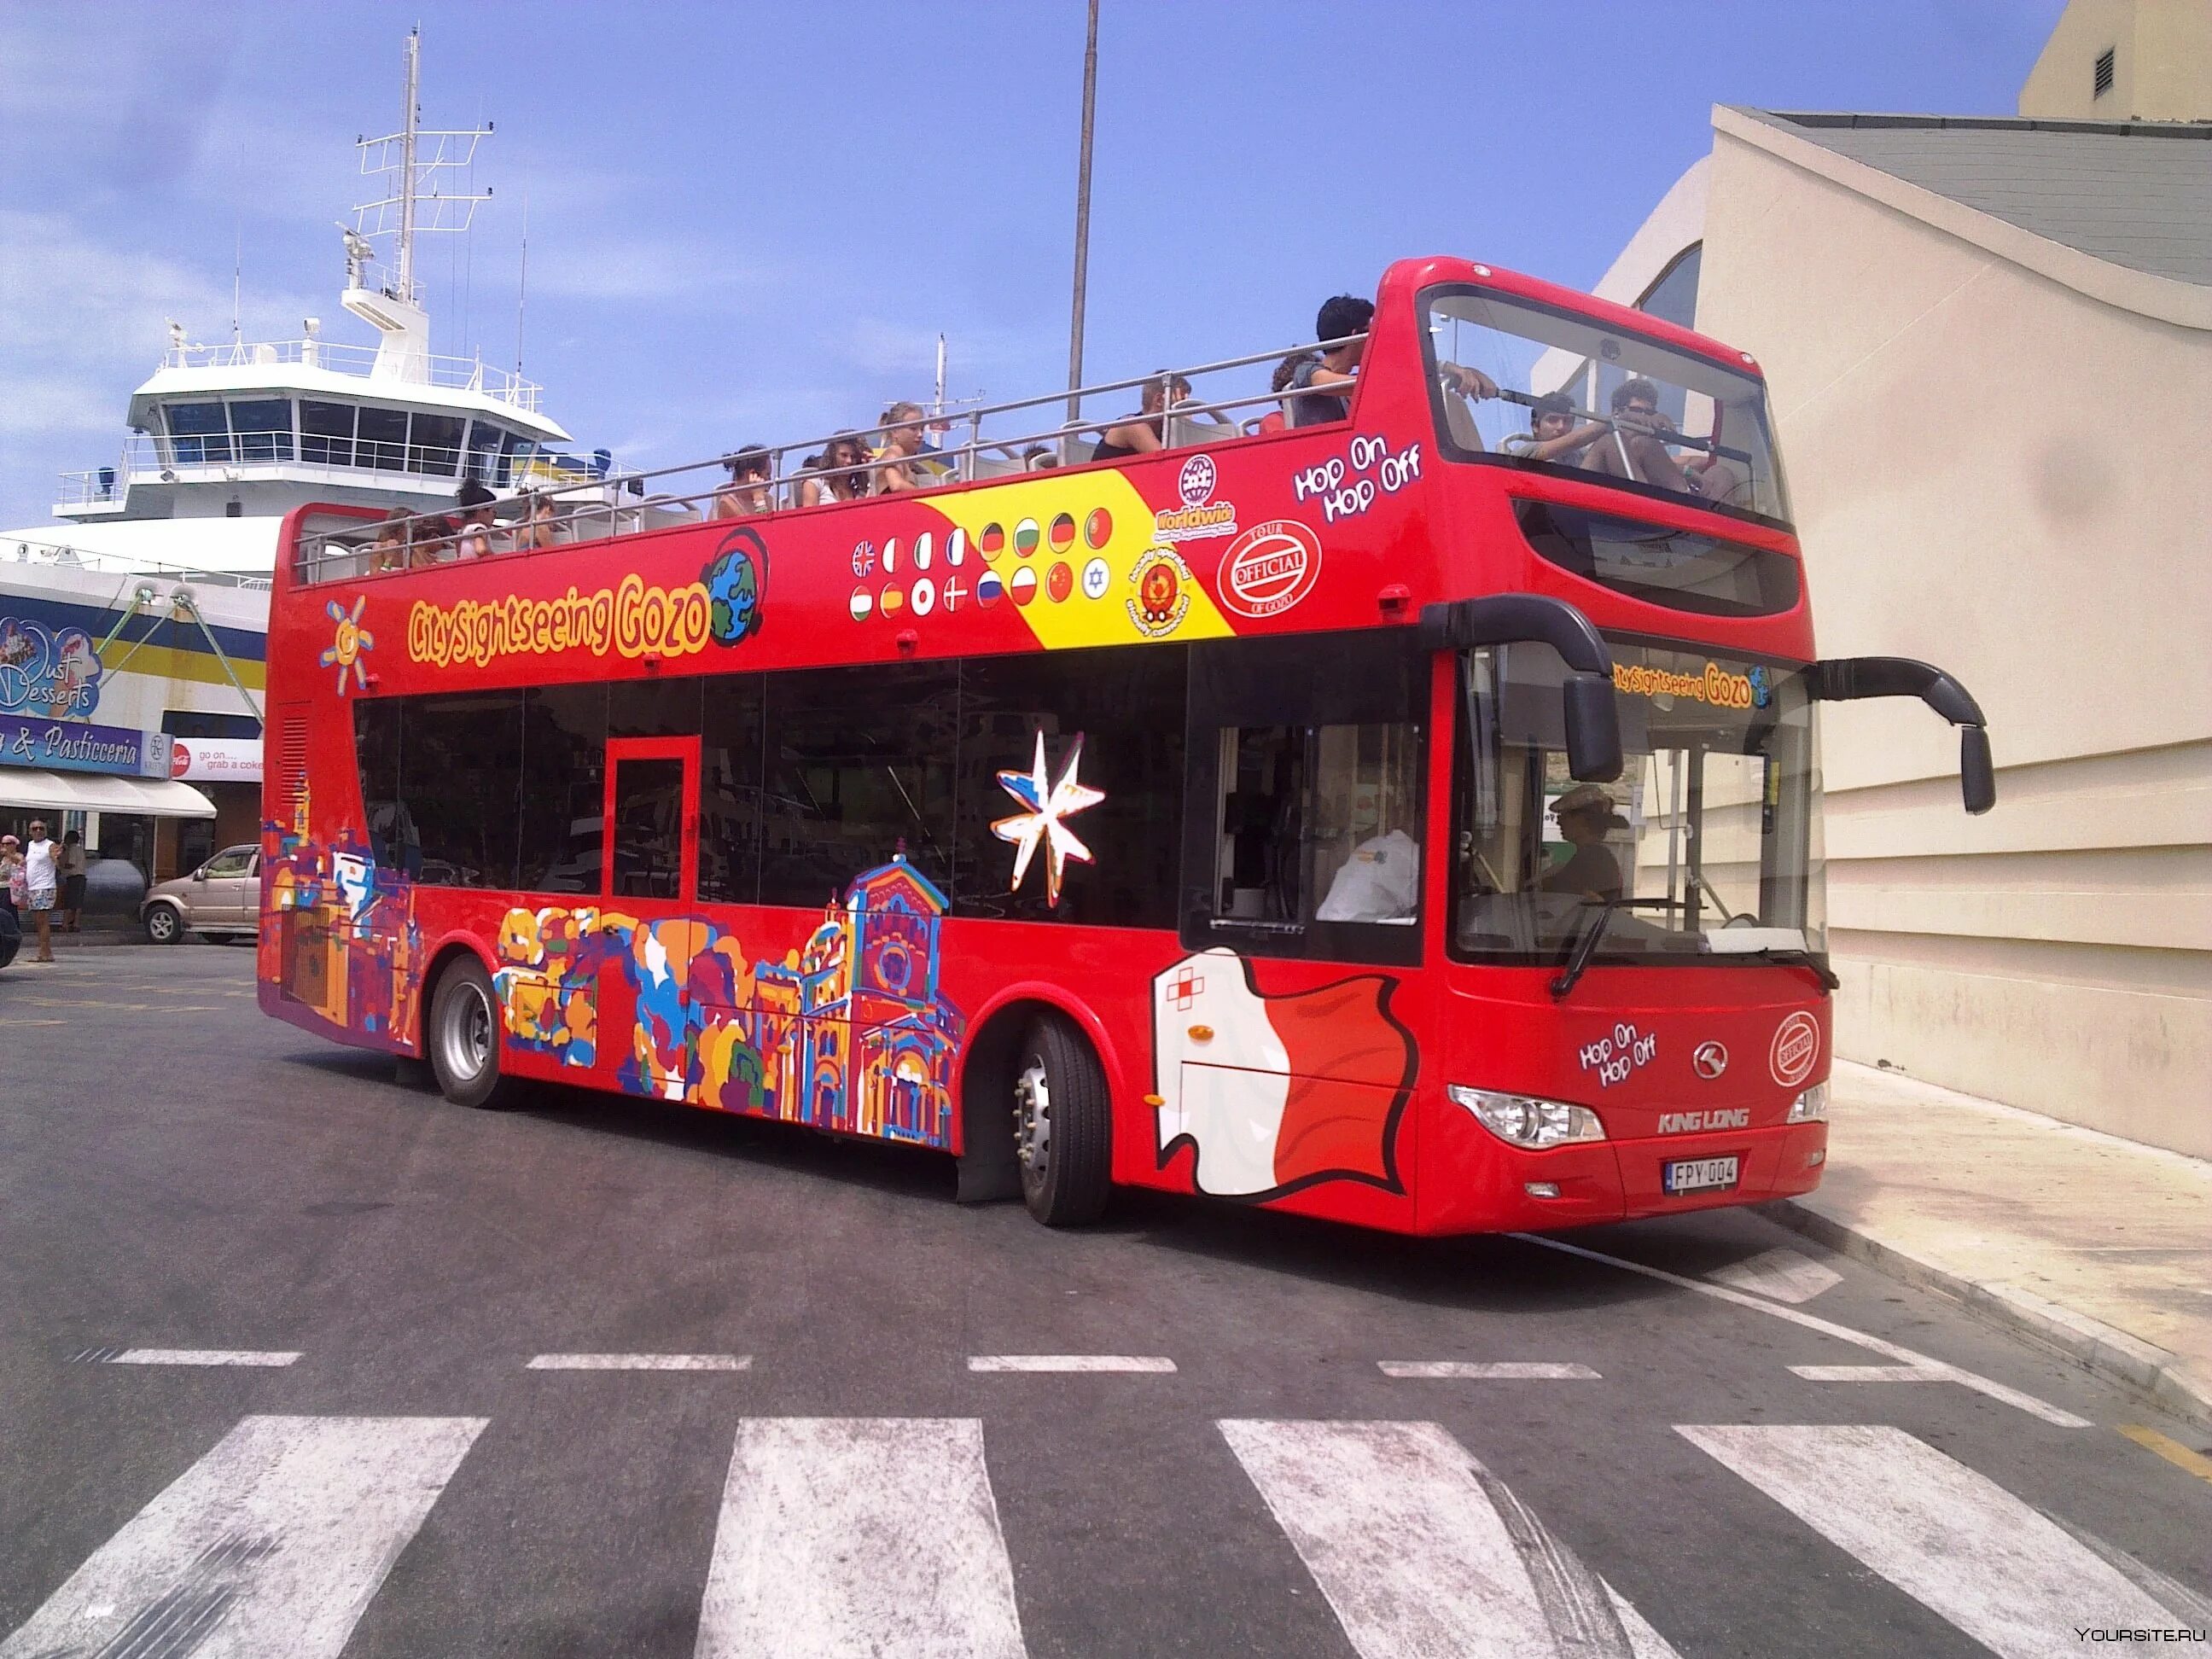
[1691,127,2212,1156]
[2018,0,2212,122]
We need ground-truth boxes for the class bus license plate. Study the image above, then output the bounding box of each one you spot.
[1664,1155,1739,1195]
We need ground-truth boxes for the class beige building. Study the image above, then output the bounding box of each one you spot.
[1582,15,2211,1155]
[2019,0,2212,121]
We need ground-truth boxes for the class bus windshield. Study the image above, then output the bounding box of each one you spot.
[1451,637,1825,969]
[1423,287,1790,524]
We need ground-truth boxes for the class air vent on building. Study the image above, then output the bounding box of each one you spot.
[2093,47,2116,99]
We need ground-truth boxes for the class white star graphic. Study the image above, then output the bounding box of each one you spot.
[991,731,1107,906]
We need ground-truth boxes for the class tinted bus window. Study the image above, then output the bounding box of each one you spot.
[400,691,523,888]
[610,757,685,899]
[760,663,958,905]
[610,676,702,738]
[519,684,607,894]
[955,646,1186,928]
[353,699,405,870]
[1515,501,1801,618]
[700,675,765,906]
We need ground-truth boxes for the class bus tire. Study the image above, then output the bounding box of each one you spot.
[1014,1013,1111,1226]
[427,957,521,1110]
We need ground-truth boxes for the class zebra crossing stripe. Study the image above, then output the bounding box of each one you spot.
[1219,1419,1679,1659]
[527,1353,750,1371]
[1789,1364,1947,1382]
[695,1417,1027,1657]
[968,1354,1176,1373]
[110,1349,301,1367]
[1678,1423,2189,1659]
[1377,1361,1600,1380]
[0,1414,486,1659]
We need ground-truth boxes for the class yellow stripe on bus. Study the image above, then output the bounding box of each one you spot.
[924,470,1233,650]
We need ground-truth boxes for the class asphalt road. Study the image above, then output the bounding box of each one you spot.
[1,945,2206,1657]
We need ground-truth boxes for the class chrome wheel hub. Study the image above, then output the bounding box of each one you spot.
[444,982,493,1082]
[1014,1060,1051,1173]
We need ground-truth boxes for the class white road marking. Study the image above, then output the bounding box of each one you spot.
[1377,1361,1601,1380]
[109,1349,302,1367]
[967,1354,1176,1373]
[1220,1419,1679,1659]
[695,1417,1027,1658]
[1709,1246,1844,1304]
[526,1353,751,1371]
[0,1413,485,1659]
[1790,1363,1948,1382]
[1679,1423,2190,1659]
[1516,1233,2092,1427]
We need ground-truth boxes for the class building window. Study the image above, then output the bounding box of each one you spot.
[1635,244,1703,334]
[2093,47,2115,98]
[300,401,357,468]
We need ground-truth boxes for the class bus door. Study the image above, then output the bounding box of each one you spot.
[601,736,701,1096]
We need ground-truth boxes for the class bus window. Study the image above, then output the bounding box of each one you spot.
[519,684,608,894]
[397,692,526,889]
[699,675,766,906]
[1184,631,1427,965]
[610,757,685,899]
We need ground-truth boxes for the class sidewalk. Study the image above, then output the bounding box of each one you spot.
[1771,1059,2212,1429]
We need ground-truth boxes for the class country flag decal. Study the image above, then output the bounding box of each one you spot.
[1046,562,1074,603]
[883,537,900,574]
[1014,518,1041,556]
[849,586,873,621]
[881,585,905,616]
[981,522,1005,557]
[914,531,934,570]
[1085,507,1113,549]
[976,571,1004,607]
[1010,566,1039,606]
[946,528,967,567]
[1049,512,1076,552]
[911,577,937,617]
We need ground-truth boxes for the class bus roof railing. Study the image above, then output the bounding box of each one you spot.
[289,332,1370,582]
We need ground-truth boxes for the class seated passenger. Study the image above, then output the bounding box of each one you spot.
[1501,392,1608,464]
[800,433,872,507]
[1090,374,1193,461]
[520,492,563,549]
[875,403,945,492]
[1023,445,1057,472]
[454,481,498,558]
[713,445,775,518]
[1260,351,1317,434]
[1537,784,1627,901]
[1582,378,1696,494]
[410,514,456,568]
[1315,827,1420,923]
[1285,296,1370,427]
[369,508,410,572]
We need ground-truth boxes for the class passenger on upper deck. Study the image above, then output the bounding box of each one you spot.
[1500,392,1609,466]
[369,509,410,573]
[875,404,946,493]
[713,446,776,518]
[800,433,873,507]
[1090,374,1194,462]
[519,492,563,549]
[1294,294,1496,430]
[1023,445,1057,472]
[1581,378,1696,495]
[454,481,498,559]
[1260,352,1318,434]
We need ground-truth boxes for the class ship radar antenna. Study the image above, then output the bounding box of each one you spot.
[341,26,492,385]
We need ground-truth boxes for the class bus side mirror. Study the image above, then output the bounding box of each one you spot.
[1960,725,1995,816]
[1563,673,1623,783]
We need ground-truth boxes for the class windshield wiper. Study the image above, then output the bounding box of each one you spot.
[1548,897,1676,999]
[1744,946,1841,991]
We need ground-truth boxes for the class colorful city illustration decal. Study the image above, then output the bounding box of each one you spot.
[992,732,1104,907]
[0,614,103,717]
[492,855,964,1148]
[320,597,375,694]
[263,785,422,1044]
[1150,948,1416,1199]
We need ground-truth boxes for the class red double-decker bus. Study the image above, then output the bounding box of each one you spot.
[257,256,1992,1234]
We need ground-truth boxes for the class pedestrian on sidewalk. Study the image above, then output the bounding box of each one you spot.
[0,834,22,921]
[20,818,57,963]
[58,829,86,934]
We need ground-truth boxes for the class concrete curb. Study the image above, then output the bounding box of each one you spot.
[1767,1199,2212,1433]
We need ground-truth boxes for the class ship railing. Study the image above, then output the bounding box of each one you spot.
[56,433,628,510]
[159,340,544,410]
[5,533,273,591]
[293,333,1365,585]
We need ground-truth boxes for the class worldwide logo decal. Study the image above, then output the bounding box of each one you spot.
[703,527,767,645]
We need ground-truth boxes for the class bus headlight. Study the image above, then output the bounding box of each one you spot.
[1447,1085,1606,1149]
[1786,1081,1830,1123]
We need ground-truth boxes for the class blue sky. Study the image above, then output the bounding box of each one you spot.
[0,1,2064,531]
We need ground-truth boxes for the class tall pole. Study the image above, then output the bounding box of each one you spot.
[1064,0,1098,425]
[398,28,420,304]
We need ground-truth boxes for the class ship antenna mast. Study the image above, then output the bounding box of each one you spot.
[398,28,419,307]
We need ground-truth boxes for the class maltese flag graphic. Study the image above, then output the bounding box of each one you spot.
[1152,948,1415,1197]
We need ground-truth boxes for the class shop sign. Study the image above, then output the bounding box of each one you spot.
[0,713,170,777]
[0,614,103,718]
[170,737,263,783]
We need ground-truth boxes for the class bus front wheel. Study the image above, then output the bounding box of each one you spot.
[1013,1014,1111,1226]
[427,957,521,1110]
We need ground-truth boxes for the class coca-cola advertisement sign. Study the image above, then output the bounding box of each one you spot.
[170,737,263,783]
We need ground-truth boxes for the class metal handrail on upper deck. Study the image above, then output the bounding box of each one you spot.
[292,333,1370,582]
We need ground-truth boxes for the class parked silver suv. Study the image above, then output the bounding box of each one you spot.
[142,844,260,944]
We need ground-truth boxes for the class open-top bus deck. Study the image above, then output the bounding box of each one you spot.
[257,255,1992,1234]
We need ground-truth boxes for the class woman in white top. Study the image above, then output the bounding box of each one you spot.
[800,434,872,508]
[20,817,58,962]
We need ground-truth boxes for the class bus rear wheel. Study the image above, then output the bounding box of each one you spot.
[427,957,521,1110]
[1013,1013,1111,1226]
